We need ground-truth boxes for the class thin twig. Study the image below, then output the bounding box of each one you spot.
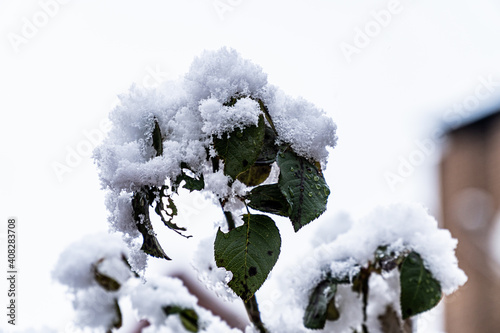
[244,295,268,333]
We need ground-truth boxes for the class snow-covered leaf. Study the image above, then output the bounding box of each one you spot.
[277,149,330,231]
[175,172,205,192]
[303,280,340,329]
[162,306,199,332]
[400,251,442,319]
[236,164,272,187]
[213,115,265,180]
[214,214,281,301]
[93,258,121,292]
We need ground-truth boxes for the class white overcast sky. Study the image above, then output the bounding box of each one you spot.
[1,0,500,331]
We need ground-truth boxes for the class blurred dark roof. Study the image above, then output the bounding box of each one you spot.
[442,101,500,135]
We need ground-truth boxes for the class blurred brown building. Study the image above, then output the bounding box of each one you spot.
[440,109,500,333]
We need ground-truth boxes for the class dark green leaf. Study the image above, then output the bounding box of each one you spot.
[93,258,121,292]
[163,306,199,332]
[152,187,192,239]
[213,115,265,179]
[276,149,330,232]
[256,98,278,136]
[247,183,290,217]
[303,280,339,329]
[132,190,171,260]
[400,252,442,319]
[257,125,280,164]
[181,173,205,191]
[174,170,205,192]
[152,118,163,157]
[214,214,281,301]
[237,164,272,186]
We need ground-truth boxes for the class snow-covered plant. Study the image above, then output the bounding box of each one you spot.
[53,233,242,333]
[53,48,466,332]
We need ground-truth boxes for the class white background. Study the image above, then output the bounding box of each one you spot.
[1,0,500,331]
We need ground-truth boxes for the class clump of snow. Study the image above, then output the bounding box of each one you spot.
[262,86,337,166]
[185,47,268,103]
[200,97,262,137]
[71,286,120,329]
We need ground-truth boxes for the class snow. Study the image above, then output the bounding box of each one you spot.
[129,276,198,326]
[71,286,120,329]
[199,97,262,137]
[184,48,268,103]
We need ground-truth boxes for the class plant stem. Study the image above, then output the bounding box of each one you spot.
[244,295,268,333]
[223,210,236,231]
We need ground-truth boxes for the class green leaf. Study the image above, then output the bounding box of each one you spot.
[93,258,121,292]
[163,306,199,332]
[237,164,272,186]
[132,190,171,260]
[214,214,281,301]
[276,149,330,232]
[400,251,442,319]
[257,125,280,164]
[247,184,290,217]
[181,173,205,191]
[152,118,163,157]
[303,280,340,329]
[213,115,265,179]
[174,170,205,192]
